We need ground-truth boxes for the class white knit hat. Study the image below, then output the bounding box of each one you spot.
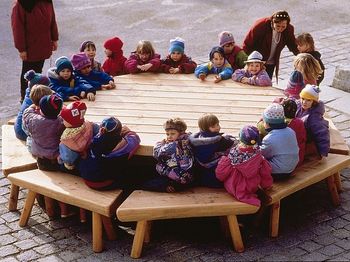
[300,84,320,102]
[263,103,285,124]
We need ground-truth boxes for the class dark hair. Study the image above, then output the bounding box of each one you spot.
[209,46,225,61]
[271,10,291,24]
[80,41,96,52]
[282,98,297,119]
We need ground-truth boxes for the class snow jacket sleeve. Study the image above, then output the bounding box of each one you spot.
[232,69,247,82]
[124,54,139,74]
[249,70,272,86]
[215,156,233,182]
[194,63,210,78]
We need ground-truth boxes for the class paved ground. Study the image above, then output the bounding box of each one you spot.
[1,1,350,261]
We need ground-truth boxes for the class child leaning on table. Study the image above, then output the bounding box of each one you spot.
[160,37,197,74]
[102,36,127,76]
[71,52,115,91]
[216,125,273,206]
[296,84,330,160]
[80,40,103,72]
[194,46,233,83]
[14,70,52,141]
[125,40,161,74]
[189,113,237,188]
[232,51,272,86]
[48,56,96,101]
[78,117,141,190]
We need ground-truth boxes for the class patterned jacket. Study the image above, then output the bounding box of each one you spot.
[195,60,233,80]
[232,69,272,86]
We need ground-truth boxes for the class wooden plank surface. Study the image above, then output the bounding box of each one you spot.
[117,187,259,222]
[326,117,350,155]
[1,125,37,176]
[7,169,123,217]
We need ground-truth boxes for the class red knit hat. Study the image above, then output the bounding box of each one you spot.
[60,101,87,127]
[104,37,123,53]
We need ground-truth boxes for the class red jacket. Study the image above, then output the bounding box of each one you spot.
[160,54,197,74]
[124,53,161,74]
[287,118,307,166]
[11,1,59,62]
[102,37,127,76]
[243,17,298,79]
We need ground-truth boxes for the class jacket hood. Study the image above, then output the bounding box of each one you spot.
[47,67,59,80]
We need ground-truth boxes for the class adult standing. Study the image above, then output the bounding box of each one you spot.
[243,10,298,81]
[11,0,59,102]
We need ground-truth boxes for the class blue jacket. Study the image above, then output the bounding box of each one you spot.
[194,60,233,80]
[47,68,96,101]
[14,88,32,141]
[75,70,113,90]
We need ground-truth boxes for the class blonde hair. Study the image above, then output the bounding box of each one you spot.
[296,33,315,52]
[30,84,53,106]
[198,113,219,132]
[135,40,155,57]
[164,117,187,133]
[293,53,323,83]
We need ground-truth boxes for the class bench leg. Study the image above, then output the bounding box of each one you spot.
[219,216,231,240]
[327,175,340,206]
[9,184,19,211]
[102,216,117,241]
[19,190,37,227]
[269,201,280,238]
[144,221,152,244]
[131,220,148,258]
[92,212,103,253]
[227,215,244,253]
[334,172,343,192]
[44,197,56,218]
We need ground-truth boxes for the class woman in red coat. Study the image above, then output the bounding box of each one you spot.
[243,10,298,82]
[11,0,59,102]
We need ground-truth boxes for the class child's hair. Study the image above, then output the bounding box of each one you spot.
[281,98,297,119]
[79,40,96,52]
[29,84,53,106]
[294,53,323,82]
[296,33,315,51]
[271,10,291,24]
[136,40,155,57]
[198,113,219,132]
[209,46,225,61]
[164,118,187,133]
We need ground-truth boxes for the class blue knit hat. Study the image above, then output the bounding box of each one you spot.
[55,56,73,73]
[239,125,260,146]
[263,103,285,125]
[24,70,50,89]
[209,46,225,60]
[39,94,63,119]
[169,37,185,54]
[101,117,122,134]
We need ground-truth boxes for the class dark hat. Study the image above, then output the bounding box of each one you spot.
[101,117,122,134]
[55,56,73,73]
[24,70,50,89]
[209,46,225,61]
[239,125,260,146]
[39,94,63,119]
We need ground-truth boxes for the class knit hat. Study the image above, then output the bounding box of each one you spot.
[104,37,123,53]
[218,31,235,47]
[71,53,91,71]
[39,94,63,119]
[101,117,122,134]
[24,70,50,89]
[55,56,73,73]
[79,40,95,52]
[245,51,264,63]
[60,101,87,128]
[282,98,297,119]
[300,84,320,102]
[263,103,285,125]
[209,46,225,61]
[169,37,185,54]
[239,125,260,146]
[164,118,187,133]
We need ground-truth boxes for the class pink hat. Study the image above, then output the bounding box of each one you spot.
[71,53,91,71]
[218,31,235,47]
[60,101,87,127]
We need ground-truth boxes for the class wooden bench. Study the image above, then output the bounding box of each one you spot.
[116,187,259,258]
[265,153,350,237]
[7,169,124,252]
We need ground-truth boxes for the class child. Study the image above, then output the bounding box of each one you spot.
[125,40,161,74]
[195,46,233,83]
[160,37,197,74]
[80,40,103,72]
[22,94,65,171]
[218,31,247,70]
[216,125,273,206]
[48,56,96,101]
[296,85,330,159]
[296,33,325,85]
[260,103,299,179]
[283,70,305,99]
[102,36,127,76]
[232,51,272,86]
[150,118,194,192]
[281,98,307,166]
[14,70,51,141]
[71,52,116,90]
[189,113,237,187]
[58,101,99,171]
[79,117,141,190]
[293,53,323,86]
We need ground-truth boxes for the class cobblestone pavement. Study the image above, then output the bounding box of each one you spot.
[1,16,350,262]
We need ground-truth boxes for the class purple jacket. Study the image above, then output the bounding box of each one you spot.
[124,53,161,74]
[22,107,65,159]
[296,100,330,157]
[232,69,272,86]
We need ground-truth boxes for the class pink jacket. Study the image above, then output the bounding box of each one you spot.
[216,150,273,206]
[124,53,161,74]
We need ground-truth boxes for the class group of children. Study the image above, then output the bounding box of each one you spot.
[13,29,329,210]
